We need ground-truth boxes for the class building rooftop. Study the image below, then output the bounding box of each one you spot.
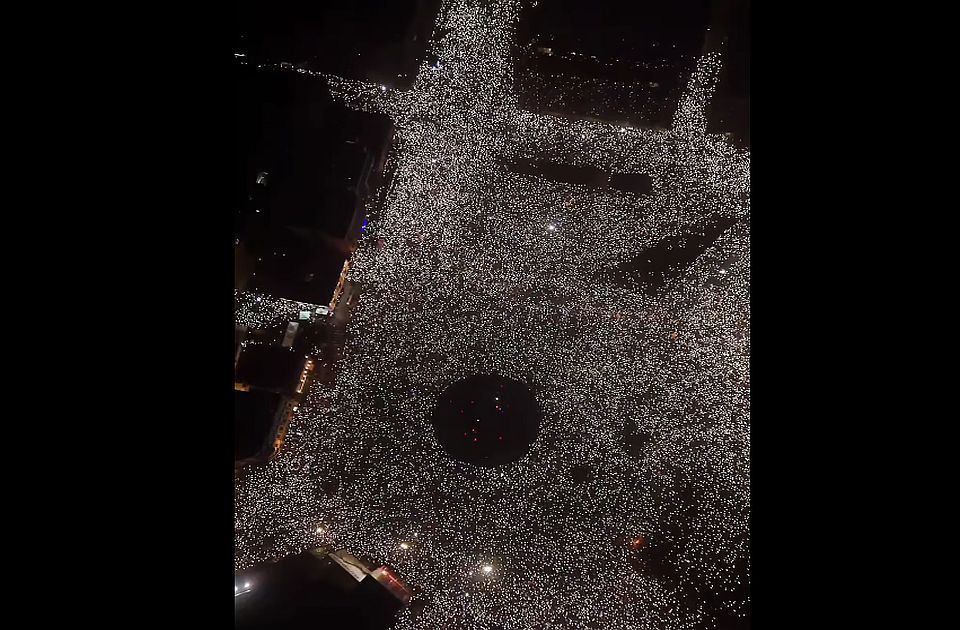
[235,344,305,394]
[235,388,284,461]
[235,548,410,629]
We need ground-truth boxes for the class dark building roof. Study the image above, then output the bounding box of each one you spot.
[235,345,305,394]
[235,389,284,461]
[234,65,390,304]
[516,0,749,140]
[234,0,438,88]
[235,549,407,630]
[244,225,348,305]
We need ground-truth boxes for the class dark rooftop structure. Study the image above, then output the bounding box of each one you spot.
[234,343,311,466]
[516,0,749,140]
[235,389,285,461]
[234,64,387,304]
[234,0,439,88]
[233,0,441,305]
[235,344,306,395]
[235,548,411,630]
